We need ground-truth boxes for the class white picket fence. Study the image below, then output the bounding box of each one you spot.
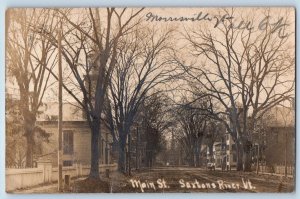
[6,161,118,192]
[258,165,294,176]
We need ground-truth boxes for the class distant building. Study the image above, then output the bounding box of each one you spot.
[263,106,295,167]
[216,105,295,172]
[225,133,237,170]
[213,141,226,170]
[224,105,244,170]
[207,133,237,171]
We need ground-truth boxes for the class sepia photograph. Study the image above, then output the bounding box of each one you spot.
[5,7,295,193]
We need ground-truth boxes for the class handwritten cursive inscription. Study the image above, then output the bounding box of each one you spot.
[145,11,290,38]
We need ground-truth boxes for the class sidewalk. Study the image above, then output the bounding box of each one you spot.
[13,182,62,193]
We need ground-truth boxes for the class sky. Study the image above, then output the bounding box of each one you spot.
[5,7,295,107]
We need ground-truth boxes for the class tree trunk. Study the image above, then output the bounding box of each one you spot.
[25,133,34,167]
[236,142,243,171]
[128,132,131,176]
[88,120,101,179]
[24,116,35,168]
[118,134,127,173]
[136,126,140,170]
[196,148,201,167]
[150,156,152,167]
[242,140,252,172]
[242,152,252,171]
[195,139,202,167]
[236,140,252,172]
[188,151,194,166]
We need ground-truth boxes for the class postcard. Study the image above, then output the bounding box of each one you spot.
[5,7,295,193]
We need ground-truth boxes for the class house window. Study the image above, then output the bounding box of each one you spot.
[233,153,237,162]
[63,130,74,155]
[102,139,105,157]
[63,160,73,167]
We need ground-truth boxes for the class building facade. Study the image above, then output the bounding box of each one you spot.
[225,133,237,170]
[262,106,295,168]
[211,105,295,173]
[35,103,114,168]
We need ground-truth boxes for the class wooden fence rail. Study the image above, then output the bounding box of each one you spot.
[6,160,117,192]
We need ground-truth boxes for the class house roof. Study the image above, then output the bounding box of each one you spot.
[37,102,86,121]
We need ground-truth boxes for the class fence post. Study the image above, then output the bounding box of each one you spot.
[79,163,83,177]
[37,160,52,183]
[75,162,78,177]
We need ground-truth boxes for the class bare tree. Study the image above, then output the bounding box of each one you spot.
[106,25,175,172]
[38,8,145,178]
[138,92,172,168]
[6,9,58,167]
[179,9,295,171]
[174,95,209,167]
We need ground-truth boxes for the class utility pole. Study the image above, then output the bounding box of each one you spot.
[105,132,109,178]
[58,21,63,192]
[128,132,131,176]
[285,130,287,177]
[256,143,260,174]
[136,126,139,170]
[256,126,260,175]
